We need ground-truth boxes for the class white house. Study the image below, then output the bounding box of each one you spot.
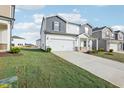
[40,15,98,52]
[36,39,41,48]
[12,36,26,47]
[0,5,15,52]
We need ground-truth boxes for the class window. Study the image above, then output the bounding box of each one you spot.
[84,41,87,47]
[106,31,109,36]
[119,34,122,39]
[85,27,89,34]
[52,21,60,31]
[115,34,118,39]
[111,33,114,38]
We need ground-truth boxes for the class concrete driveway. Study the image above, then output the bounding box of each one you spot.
[116,51,124,54]
[53,51,124,88]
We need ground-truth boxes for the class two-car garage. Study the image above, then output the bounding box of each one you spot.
[109,43,123,52]
[48,39,75,51]
[109,43,118,51]
[46,34,75,51]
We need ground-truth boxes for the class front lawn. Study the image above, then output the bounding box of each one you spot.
[91,52,124,63]
[0,49,117,88]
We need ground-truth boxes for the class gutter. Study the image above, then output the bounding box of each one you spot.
[0,15,15,22]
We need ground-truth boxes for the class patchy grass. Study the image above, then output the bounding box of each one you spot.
[91,52,124,63]
[0,49,117,88]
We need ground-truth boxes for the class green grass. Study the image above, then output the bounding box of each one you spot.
[0,49,117,88]
[91,52,124,63]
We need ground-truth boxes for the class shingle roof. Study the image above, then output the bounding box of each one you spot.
[93,26,113,32]
[36,39,41,41]
[46,15,86,26]
[114,30,124,34]
[12,36,25,39]
[93,26,106,31]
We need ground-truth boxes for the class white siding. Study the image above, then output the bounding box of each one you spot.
[66,23,80,34]
[41,18,46,50]
[36,40,41,48]
[12,39,26,47]
[118,32,123,41]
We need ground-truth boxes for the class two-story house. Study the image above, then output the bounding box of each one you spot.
[0,5,15,52]
[40,15,98,52]
[114,30,124,51]
[92,26,124,51]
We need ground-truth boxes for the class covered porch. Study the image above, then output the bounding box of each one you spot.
[0,22,9,52]
[75,34,98,52]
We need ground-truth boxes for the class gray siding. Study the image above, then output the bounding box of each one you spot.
[92,31,102,40]
[92,39,106,51]
[80,24,92,36]
[46,16,66,33]
[98,39,107,51]
[92,31,107,50]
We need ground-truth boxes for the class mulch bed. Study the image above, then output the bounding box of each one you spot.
[0,52,22,57]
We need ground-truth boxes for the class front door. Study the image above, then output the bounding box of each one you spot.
[80,40,87,52]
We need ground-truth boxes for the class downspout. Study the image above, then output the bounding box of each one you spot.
[10,5,15,50]
[44,17,47,50]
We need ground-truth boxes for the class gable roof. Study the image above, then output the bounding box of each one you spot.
[114,30,124,34]
[93,26,113,32]
[46,15,87,26]
[36,39,41,41]
[12,36,25,39]
[93,26,106,31]
[83,23,92,28]
[46,15,67,23]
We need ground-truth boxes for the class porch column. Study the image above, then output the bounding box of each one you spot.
[96,39,98,50]
[78,38,80,51]
[7,23,10,51]
[86,39,89,50]
[89,39,92,51]
[122,42,124,51]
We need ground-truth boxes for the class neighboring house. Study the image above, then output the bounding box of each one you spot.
[0,5,15,52]
[114,30,124,51]
[40,15,98,52]
[36,39,41,48]
[92,26,124,51]
[25,43,37,48]
[12,36,26,47]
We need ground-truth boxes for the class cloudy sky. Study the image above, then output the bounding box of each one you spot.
[13,5,124,44]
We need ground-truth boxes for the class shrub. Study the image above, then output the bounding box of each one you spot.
[0,84,10,88]
[85,50,92,54]
[92,48,96,51]
[46,48,52,52]
[10,47,21,54]
[92,50,98,54]
[98,48,105,52]
[109,49,113,52]
[40,49,46,52]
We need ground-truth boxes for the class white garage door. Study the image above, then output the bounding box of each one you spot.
[49,39,74,51]
[109,44,118,51]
